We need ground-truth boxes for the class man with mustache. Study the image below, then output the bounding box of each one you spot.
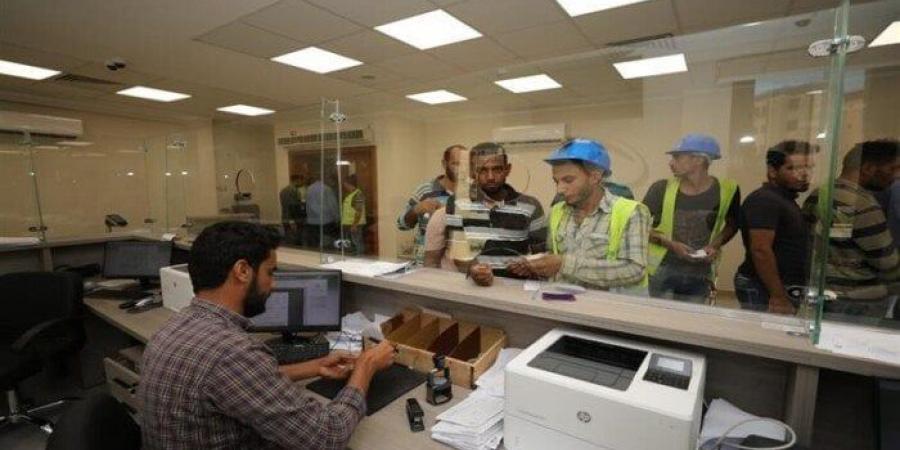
[735,141,816,314]
[397,144,464,264]
[140,221,396,450]
[509,139,650,294]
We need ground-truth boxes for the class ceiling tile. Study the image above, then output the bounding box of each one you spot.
[428,39,521,72]
[574,0,678,46]
[494,21,594,59]
[320,30,417,64]
[305,0,436,27]
[328,64,407,87]
[376,52,464,82]
[242,0,362,44]
[197,21,304,58]
[446,0,568,35]
[675,0,791,33]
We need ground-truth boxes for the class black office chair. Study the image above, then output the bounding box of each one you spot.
[45,393,140,450]
[0,271,86,434]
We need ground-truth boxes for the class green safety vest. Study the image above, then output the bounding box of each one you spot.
[341,189,366,226]
[548,197,649,288]
[647,178,737,278]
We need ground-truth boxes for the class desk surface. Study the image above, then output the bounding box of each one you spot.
[84,297,465,449]
[272,248,900,378]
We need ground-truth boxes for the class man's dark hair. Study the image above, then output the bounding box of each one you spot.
[471,142,508,165]
[766,140,818,170]
[188,221,281,293]
[345,174,358,187]
[443,144,464,162]
[289,174,300,182]
[842,139,900,171]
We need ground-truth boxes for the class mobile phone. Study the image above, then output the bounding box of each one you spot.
[405,398,425,432]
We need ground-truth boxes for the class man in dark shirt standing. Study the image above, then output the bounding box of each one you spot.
[735,141,817,314]
[140,221,395,449]
[643,134,740,303]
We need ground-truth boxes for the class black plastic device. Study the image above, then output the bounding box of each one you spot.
[405,398,424,432]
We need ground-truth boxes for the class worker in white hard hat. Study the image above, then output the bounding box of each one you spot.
[508,139,651,294]
[642,134,740,304]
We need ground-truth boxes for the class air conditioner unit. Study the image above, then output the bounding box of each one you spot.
[492,123,567,146]
[277,128,374,151]
[0,111,84,138]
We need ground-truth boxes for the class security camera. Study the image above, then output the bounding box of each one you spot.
[105,58,126,71]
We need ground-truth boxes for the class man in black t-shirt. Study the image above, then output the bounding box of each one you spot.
[736,141,817,314]
[643,134,740,303]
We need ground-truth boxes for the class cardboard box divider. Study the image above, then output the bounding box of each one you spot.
[376,308,506,388]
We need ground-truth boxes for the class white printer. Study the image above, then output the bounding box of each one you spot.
[160,264,194,312]
[505,328,705,450]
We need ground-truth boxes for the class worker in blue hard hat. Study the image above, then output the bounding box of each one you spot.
[508,139,651,293]
[641,133,741,304]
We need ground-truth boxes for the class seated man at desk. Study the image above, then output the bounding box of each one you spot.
[509,139,651,294]
[139,221,396,450]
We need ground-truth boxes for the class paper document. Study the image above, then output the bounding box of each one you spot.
[320,259,411,277]
[475,348,522,397]
[817,322,900,365]
[700,398,787,444]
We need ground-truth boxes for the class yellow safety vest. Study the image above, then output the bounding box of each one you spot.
[647,178,737,277]
[341,189,366,226]
[548,198,649,288]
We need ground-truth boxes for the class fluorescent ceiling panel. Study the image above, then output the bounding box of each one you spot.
[495,74,562,93]
[116,86,190,102]
[613,53,687,79]
[271,47,363,74]
[406,89,467,104]
[0,59,60,80]
[870,21,900,47]
[375,10,482,50]
[555,0,651,17]
[217,104,275,116]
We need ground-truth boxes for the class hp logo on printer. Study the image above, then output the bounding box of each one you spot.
[576,411,592,423]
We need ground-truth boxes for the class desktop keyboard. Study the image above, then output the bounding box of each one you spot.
[266,337,330,365]
[88,289,155,300]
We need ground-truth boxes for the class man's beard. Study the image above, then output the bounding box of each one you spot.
[242,275,270,318]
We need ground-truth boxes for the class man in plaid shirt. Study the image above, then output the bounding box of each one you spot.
[139,221,395,449]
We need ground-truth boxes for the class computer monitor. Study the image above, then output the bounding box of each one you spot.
[248,270,343,339]
[103,240,173,288]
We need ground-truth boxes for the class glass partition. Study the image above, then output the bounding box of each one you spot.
[0,132,43,240]
[810,0,900,338]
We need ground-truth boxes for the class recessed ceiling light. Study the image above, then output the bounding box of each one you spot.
[271,47,362,74]
[870,21,900,47]
[406,90,467,105]
[57,141,93,147]
[126,171,135,177]
[336,160,351,166]
[495,74,562,93]
[806,89,823,95]
[613,53,688,79]
[34,145,61,150]
[740,135,755,144]
[555,0,651,17]
[375,9,482,50]
[181,170,189,176]
[0,59,60,80]
[817,132,826,139]
[742,21,762,27]
[116,86,190,102]
[217,104,275,116]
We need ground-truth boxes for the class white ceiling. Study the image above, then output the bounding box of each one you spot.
[0,0,896,124]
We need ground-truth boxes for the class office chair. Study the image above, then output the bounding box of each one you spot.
[0,271,86,434]
[45,392,140,450]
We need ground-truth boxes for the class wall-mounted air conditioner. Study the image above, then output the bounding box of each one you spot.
[0,111,84,138]
[277,128,374,151]
[492,123,567,146]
